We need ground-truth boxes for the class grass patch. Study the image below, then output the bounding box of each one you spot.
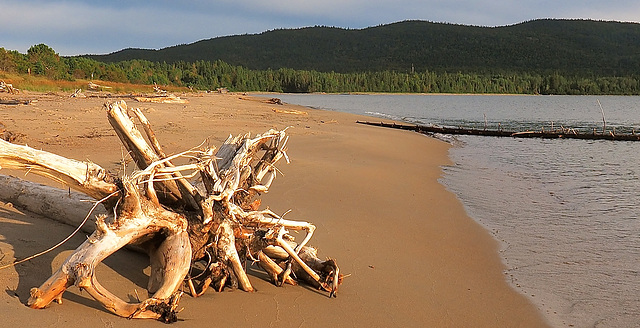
[0,71,191,94]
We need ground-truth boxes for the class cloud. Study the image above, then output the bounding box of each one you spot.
[0,0,276,55]
[565,2,640,23]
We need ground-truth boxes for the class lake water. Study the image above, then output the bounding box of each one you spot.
[261,94,640,328]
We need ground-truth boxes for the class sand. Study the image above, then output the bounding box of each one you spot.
[0,91,549,327]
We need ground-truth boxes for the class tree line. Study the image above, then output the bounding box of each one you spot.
[89,20,640,77]
[2,44,640,95]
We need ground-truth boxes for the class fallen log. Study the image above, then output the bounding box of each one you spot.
[0,100,341,322]
[87,81,112,91]
[357,120,640,141]
[0,99,31,105]
[0,175,106,234]
[133,94,187,104]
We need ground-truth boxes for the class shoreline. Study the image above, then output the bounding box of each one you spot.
[0,92,549,326]
[249,91,543,97]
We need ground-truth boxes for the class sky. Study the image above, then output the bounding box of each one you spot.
[2,0,640,56]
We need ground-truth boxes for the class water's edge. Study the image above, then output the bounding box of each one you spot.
[258,93,640,328]
[438,142,564,327]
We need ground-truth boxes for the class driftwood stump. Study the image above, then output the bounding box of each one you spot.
[0,100,341,322]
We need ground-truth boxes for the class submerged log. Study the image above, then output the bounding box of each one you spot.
[0,100,342,322]
[357,120,640,141]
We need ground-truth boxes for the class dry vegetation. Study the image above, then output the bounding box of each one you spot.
[0,71,190,94]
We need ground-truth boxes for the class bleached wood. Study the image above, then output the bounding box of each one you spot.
[0,100,341,322]
[0,139,118,200]
[0,174,106,233]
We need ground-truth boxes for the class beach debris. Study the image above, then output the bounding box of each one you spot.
[1,129,23,142]
[0,99,31,105]
[0,80,19,94]
[133,94,188,104]
[266,97,283,105]
[0,100,341,322]
[87,81,112,91]
[272,107,307,115]
[153,82,167,94]
[70,89,86,98]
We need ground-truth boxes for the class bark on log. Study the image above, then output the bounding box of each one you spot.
[0,100,342,322]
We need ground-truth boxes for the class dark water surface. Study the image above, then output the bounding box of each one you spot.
[262,94,640,328]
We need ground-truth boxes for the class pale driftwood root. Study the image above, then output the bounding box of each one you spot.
[0,100,342,321]
[26,180,191,321]
[0,80,19,94]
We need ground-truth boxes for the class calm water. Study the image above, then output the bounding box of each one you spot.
[263,94,640,328]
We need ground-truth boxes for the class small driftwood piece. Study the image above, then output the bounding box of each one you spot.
[133,94,188,104]
[266,97,283,105]
[0,80,19,94]
[272,107,307,115]
[0,100,341,322]
[70,89,86,98]
[153,82,167,94]
[0,122,23,142]
[87,81,112,91]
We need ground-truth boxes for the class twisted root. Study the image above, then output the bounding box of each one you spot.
[0,100,342,322]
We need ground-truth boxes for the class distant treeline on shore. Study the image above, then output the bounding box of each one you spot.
[1,44,640,95]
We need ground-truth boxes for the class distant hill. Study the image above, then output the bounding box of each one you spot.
[86,19,640,76]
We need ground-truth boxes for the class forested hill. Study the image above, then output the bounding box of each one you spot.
[87,19,640,75]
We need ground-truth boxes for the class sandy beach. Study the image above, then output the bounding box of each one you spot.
[0,91,549,327]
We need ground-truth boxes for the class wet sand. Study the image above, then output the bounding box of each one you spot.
[0,92,549,327]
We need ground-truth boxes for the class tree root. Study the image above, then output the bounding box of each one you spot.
[0,100,342,322]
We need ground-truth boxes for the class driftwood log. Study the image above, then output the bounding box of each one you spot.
[0,100,341,322]
[87,81,112,91]
[357,120,640,141]
[133,94,188,104]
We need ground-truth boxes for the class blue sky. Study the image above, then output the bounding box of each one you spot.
[1,0,639,56]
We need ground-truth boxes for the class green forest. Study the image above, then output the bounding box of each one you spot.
[2,23,640,95]
[90,20,640,76]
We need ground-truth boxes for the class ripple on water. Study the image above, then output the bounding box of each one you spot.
[262,93,640,328]
[442,135,640,327]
